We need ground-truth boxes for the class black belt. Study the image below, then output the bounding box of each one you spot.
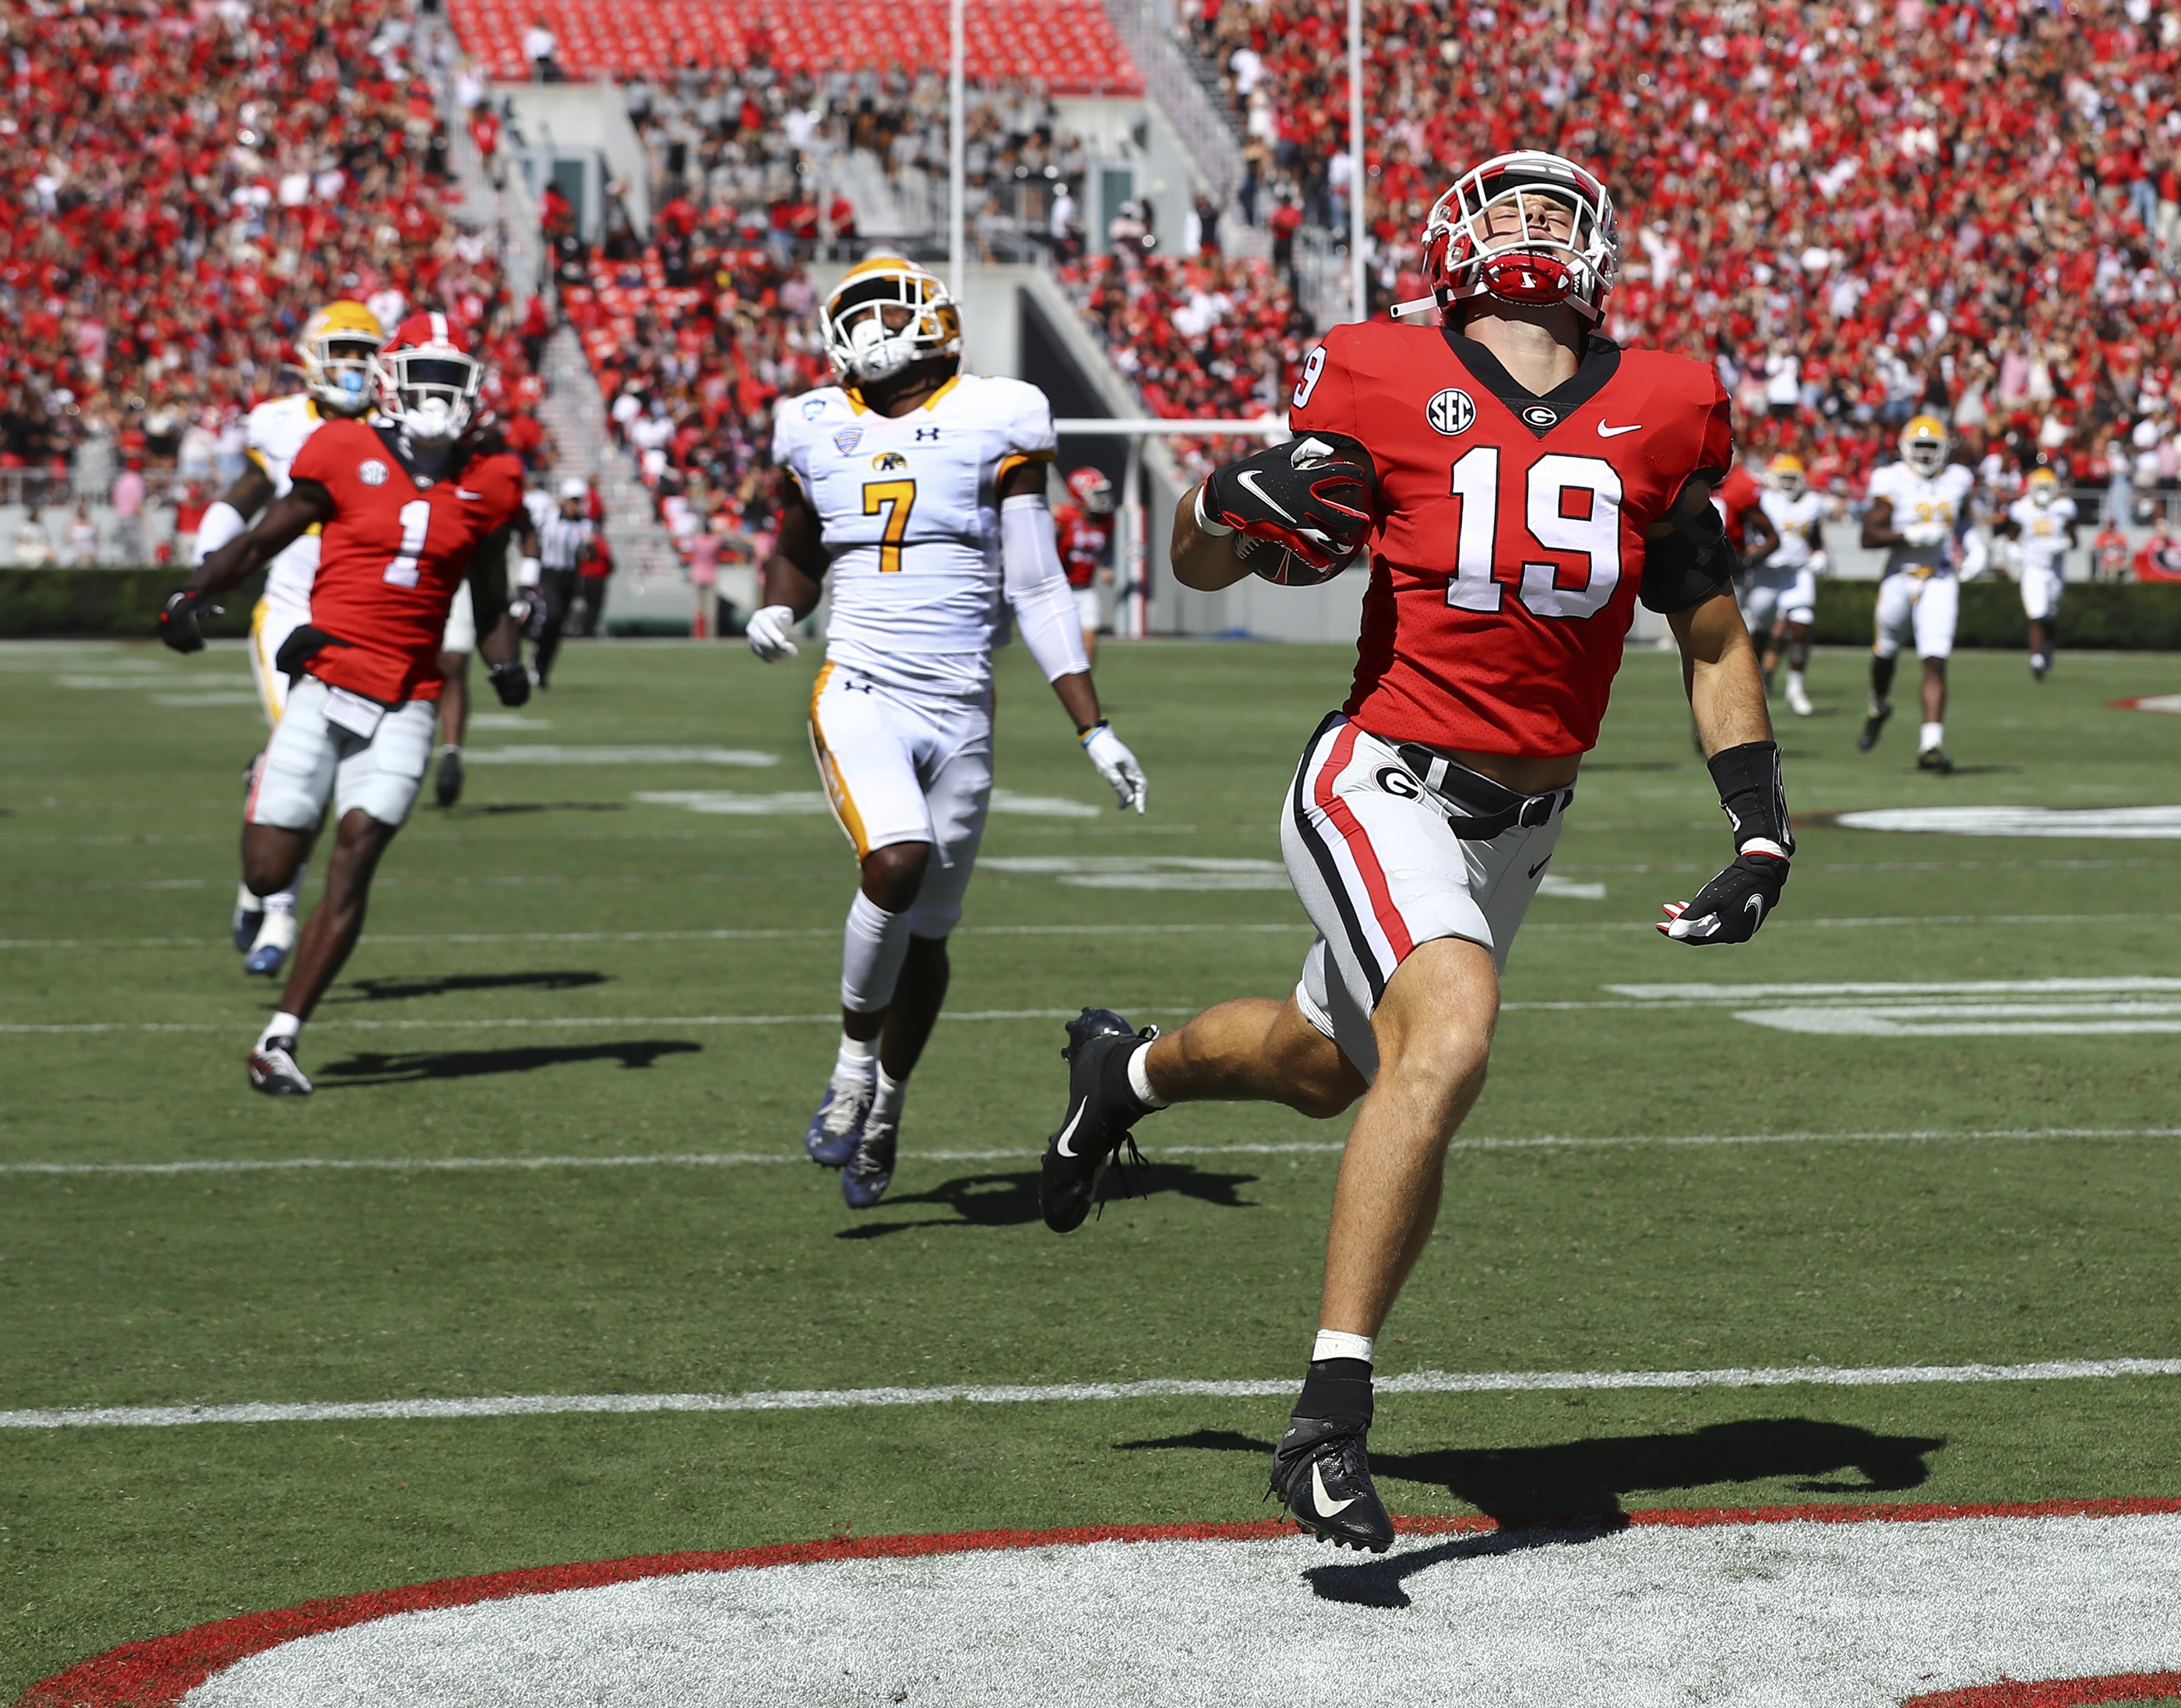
[1395,742,1573,840]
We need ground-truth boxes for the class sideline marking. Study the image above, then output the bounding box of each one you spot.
[1834,804,2181,839]
[2109,694,2181,716]
[1609,977,2181,1038]
[8,1126,2179,1178]
[0,1006,1202,1037]
[0,923,1316,951]
[467,745,779,766]
[7,1358,2179,1432]
[20,1502,2181,1708]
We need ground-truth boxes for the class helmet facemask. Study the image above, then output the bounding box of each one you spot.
[820,265,964,387]
[375,349,481,443]
[1419,153,1621,326]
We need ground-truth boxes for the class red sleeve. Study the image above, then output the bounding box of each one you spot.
[1288,324,1362,439]
[1698,373,1734,477]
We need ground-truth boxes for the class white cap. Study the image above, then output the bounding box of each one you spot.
[560,477,588,499]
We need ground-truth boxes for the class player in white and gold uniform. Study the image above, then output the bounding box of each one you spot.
[193,302,384,974]
[1858,414,1978,772]
[1997,467,2077,681]
[1741,453,1825,717]
[749,258,1148,1209]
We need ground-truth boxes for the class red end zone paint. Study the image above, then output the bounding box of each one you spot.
[17,1498,2181,1708]
[1904,1673,2181,1706]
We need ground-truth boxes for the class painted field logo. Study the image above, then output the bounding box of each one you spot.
[1425,388,1475,435]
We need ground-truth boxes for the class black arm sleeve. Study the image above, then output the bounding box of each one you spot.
[466,523,515,637]
[1639,499,1739,614]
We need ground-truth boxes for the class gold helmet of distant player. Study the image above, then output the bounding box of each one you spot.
[1900,414,1948,477]
[297,301,386,417]
[819,258,963,387]
[2027,466,2059,507]
[1767,453,1806,497]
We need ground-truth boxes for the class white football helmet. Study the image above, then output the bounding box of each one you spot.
[373,312,482,443]
[1416,152,1621,326]
[819,258,964,386]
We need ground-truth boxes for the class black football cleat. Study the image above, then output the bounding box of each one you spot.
[1855,702,1892,752]
[1917,747,1954,774]
[434,748,464,808]
[1039,1008,1157,1234]
[246,1037,313,1097]
[1269,1414,1395,1553]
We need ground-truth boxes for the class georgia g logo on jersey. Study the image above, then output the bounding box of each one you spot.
[1426,389,1476,435]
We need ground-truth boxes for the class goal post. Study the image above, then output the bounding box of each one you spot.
[1051,417,1289,638]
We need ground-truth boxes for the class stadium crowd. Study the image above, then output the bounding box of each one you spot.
[0,0,530,544]
[1188,0,2181,506]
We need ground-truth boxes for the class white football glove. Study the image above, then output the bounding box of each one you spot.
[746,604,801,662]
[1900,520,1947,548]
[1081,723,1147,814]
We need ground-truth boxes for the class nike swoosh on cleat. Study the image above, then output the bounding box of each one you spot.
[1234,469,1298,523]
[1053,1103,1087,1158]
[1311,1460,1356,1516]
[1596,422,1642,437]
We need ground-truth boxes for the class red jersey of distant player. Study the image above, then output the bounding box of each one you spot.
[1712,462,1765,555]
[1288,320,1732,756]
[1052,502,1110,589]
[288,417,524,703]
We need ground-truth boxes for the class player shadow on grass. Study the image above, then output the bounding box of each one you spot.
[313,1039,700,1085]
[834,1163,1258,1240]
[333,970,611,1002]
[1117,1417,1944,1608]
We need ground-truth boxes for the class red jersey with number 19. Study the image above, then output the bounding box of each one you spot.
[287,418,525,703]
[1290,322,1732,756]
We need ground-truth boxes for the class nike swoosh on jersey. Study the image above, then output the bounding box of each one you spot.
[1053,1103,1087,1158]
[1234,469,1298,523]
[456,488,484,499]
[1312,1460,1356,1516]
[1596,422,1643,438]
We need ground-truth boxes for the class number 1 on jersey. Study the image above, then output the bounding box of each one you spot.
[382,499,432,588]
[863,480,916,573]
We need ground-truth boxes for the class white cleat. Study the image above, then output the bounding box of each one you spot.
[1785,681,1814,717]
[247,1037,313,1096]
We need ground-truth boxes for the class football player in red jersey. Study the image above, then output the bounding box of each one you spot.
[1055,465,1116,661]
[1036,153,1789,1551]
[160,315,540,1097]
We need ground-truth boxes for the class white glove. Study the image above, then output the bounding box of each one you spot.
[1082,723,1147,814]
[1901,520,1946,548]
[515,554,542,590]
[746,604,801,662]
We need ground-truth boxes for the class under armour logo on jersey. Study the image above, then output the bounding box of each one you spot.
[1425,388,1476,435]
[1520,405,1560,429]
[914,426,942,442]
[358,460,389,486]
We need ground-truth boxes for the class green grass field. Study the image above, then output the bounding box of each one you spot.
[4,634,2179,1697]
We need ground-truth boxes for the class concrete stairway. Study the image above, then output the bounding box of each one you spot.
[1100,0,1266,259]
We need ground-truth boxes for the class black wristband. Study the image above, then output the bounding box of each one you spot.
[1707,739,1792,858]
[1076,718,1108,738]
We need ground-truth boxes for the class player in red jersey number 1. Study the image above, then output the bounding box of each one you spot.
[160,315,541,1096]
[1034,153,1790,1550]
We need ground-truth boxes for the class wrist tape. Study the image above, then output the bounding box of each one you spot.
[1707,740,1793,860]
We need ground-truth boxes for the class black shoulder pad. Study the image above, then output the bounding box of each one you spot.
[1640,501,1735,615]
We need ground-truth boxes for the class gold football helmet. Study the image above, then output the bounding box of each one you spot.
[819,259,963,386]
[297,301,385,417]
[1900,414,1948,477]
[1767,453,1806,497]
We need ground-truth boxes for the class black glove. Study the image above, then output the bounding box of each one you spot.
[1201,432,1379,571]
[1659,741,1792,945]
[157,588,222,654]
[488,657,532,707]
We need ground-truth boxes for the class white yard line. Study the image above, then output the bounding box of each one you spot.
[7,1358,2178,1432]
[7,1126,2177,1178]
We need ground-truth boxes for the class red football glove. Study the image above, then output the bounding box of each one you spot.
[1200,433,1379,571]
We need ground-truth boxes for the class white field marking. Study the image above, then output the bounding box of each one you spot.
[0,923,1314,951]
[9,1126,2178,1179]
[11,1359,2181,1433]
[2119,692,2181,714]
[0,1006,1202,1037]
[1604,977,2181,1037]
[52,672,248,689]
[467,746,780,767]
[635,787,1101,819]
[464,713,551,730]
[146,692,262,708]
[1837,804,2181,838]
[171,1514,2181,1708]
[1536,874,1605,900]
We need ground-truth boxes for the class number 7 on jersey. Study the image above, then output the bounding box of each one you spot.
[863,480,916,573]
